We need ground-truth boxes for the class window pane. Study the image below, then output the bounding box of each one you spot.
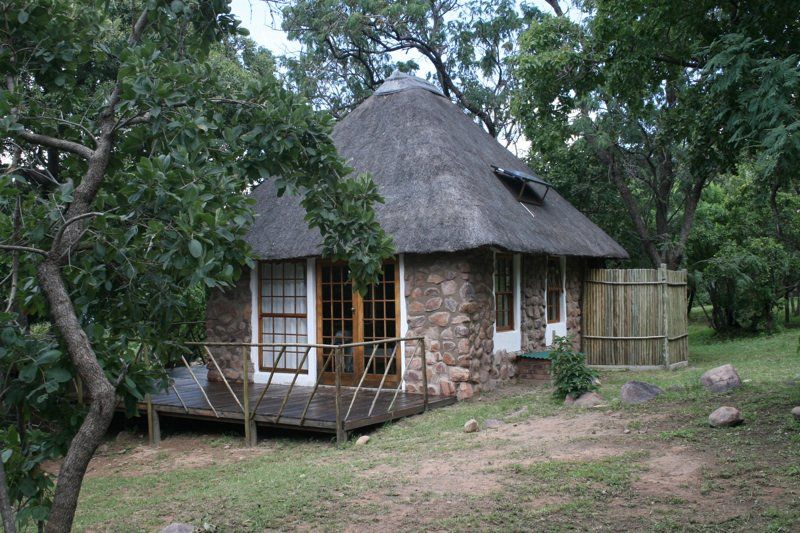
[259,260,308,372]
[495,254,514,330]
[547,257,563,324]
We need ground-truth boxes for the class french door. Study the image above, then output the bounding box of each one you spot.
[316,260,401,386]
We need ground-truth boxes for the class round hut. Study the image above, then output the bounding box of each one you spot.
[205,71,627,399]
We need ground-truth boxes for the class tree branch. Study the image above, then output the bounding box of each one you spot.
[20,116,97,146]
[50,211,110,258]
[5,197,21,313]
[545,0,564,16]
[0,244,48,256]
[16,130,94,160]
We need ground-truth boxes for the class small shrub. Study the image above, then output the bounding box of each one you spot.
[549,335,598,399]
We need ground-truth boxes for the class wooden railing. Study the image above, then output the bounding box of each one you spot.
[164,336,429,445]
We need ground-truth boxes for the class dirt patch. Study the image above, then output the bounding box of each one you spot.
[44,432,272,480]
[341,408,646,530]
[635,446,703,498]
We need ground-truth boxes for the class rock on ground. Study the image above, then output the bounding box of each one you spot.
[620,381,664,404]
[565,391,605,408]
[355,435,370,446]
[791,406,800,421]
[160,524,196,533]
[709,406,743,427]
[464,419,479,433]
[700,364,742,393]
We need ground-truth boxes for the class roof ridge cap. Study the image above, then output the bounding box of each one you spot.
[374,70,445,97]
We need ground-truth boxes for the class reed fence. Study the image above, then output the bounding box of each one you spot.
[582,264,688,369]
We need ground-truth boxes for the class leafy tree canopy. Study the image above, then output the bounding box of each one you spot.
[513,0,799,270]
[688,165,800,333]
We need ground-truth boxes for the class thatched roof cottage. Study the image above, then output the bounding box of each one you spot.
[206,71,627,399]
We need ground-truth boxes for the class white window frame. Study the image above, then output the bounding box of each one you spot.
[250,258,318,386]
[544,256,567,346]
[493,252,522,352]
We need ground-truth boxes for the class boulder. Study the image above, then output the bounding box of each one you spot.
[791,406,800,421]
[565,391,605,408]
[355,435,370,446]
[160,524,196,533]
[464,419,479,433]
[700,364,742,393]
[620,381,664,404]
[708,406,743,427]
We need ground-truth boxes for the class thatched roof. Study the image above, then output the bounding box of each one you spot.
[246,71,628,260]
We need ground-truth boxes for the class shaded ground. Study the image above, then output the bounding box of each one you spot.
[74,320,800,532]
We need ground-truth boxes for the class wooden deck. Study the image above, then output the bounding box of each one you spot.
[137,366,455,435]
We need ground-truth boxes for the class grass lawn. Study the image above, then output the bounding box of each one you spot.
[73,314,800,532]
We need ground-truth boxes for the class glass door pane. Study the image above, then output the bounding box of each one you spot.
[361,262,399,381]
[319,263,355,377]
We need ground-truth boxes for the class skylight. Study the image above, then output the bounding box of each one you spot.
[491,165,551,205]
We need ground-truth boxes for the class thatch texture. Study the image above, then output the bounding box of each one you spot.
[246,71,627,260]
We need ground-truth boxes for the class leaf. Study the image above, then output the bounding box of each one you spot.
[19,364,37,383]
[36,349,61,365]
[18,10,29,23]
[1,449,11,463]
[188,238,203,258]
[20,477,37,497]
[45,367,73,383]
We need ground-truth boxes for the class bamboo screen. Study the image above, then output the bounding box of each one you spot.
[582,266,688,367]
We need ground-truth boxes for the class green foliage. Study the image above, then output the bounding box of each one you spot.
[512,1,799,271]
[702,10,800,181]
[688,168,799,333]
[548,335,598,399]
[514,1,735,269]
[0,315,80,526]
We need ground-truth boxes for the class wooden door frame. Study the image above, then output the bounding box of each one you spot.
[316,259,401,387]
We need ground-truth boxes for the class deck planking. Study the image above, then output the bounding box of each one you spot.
[137,367,455,433]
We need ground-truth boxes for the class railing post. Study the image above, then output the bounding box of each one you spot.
[334,347,346,444]
[146,398,160,447]
[659,263,670,369]
[242,345,256,447]
[420,338,428,411]
[142,346,160,447]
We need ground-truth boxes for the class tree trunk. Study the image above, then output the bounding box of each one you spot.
[0,458,16,533]
[36,261,118,533]
[786,290,791,326]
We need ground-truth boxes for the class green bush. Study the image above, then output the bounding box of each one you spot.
[549,335,598,399]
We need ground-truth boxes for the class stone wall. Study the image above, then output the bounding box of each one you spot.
[565,259,585,350]
[520,256,586,353]
[205,269,254,382]
[521,255,547,353]
[403,251,499,400]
